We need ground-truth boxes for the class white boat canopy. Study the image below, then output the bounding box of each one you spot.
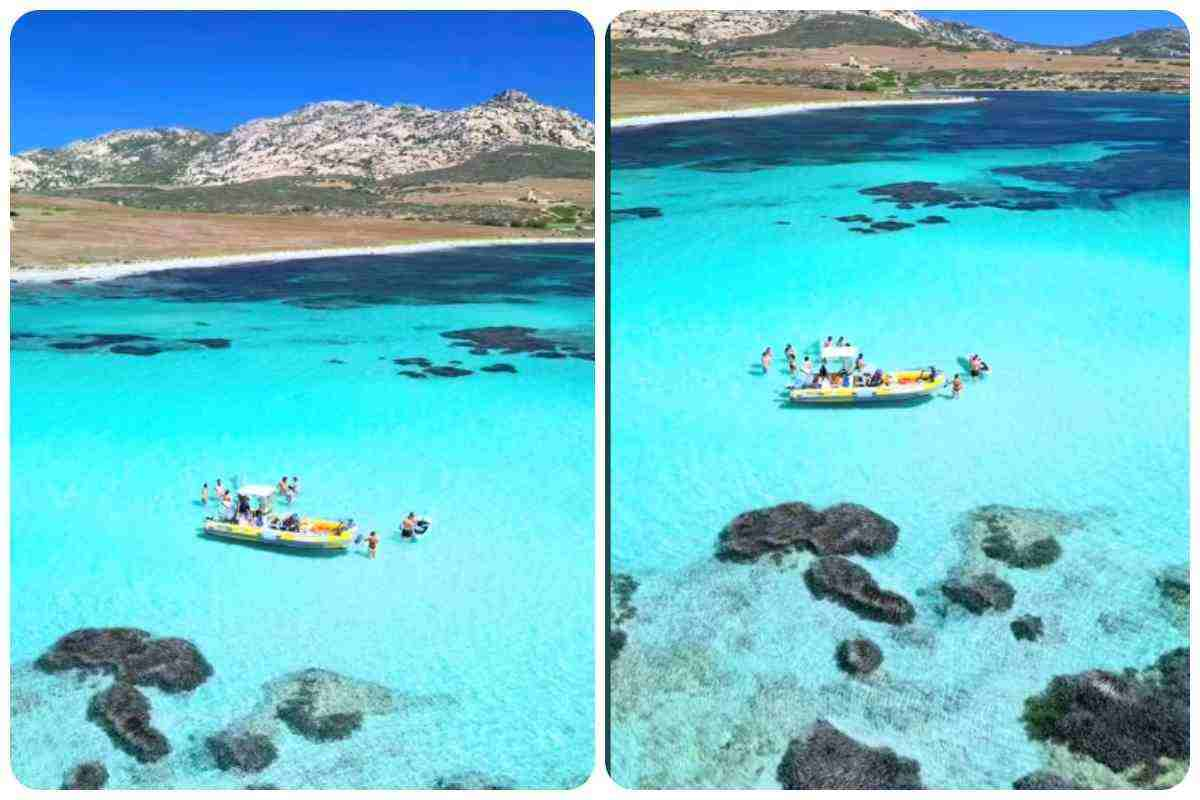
[237,484,277,498]
[820,344,860,361]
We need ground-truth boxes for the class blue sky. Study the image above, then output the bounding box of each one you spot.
[10,11,594,152]
[921,10,1186,46]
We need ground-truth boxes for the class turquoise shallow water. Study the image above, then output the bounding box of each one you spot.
[10,243,594,788]
[609,93,1188,788]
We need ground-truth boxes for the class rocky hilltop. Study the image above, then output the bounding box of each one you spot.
[611,10,1019,50]
[12,90,593,192]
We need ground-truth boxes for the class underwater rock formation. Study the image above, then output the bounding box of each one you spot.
[1013,771,1081,789]
[835,214,872,223]
[87,682,170,763]
[776,720,922,789]
[718,502,898,562]
[206,730,278,773]
[36,627,213,693]
[918,215,949,224]
[62,761,108,789]
[269,668,395,743]
[440,326,559,355]
[1156,563,1189,630]
[480,363,517,373]
[1021,647,1189,780]
[835,638,882,676]
[869,220,914,232]
[393,357,432,367]
[1011,615,1044,642]
[431,772,517,789]
[611,206,663,221]
[959,505,1080,571]
[941,574,1015,614]
[183,338,232,349]
[422,365,473,377]
[612,573,639,625]
[805,556,915,625]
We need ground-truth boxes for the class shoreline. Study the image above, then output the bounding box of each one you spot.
[9,236,593,284]
[610,94,983,129]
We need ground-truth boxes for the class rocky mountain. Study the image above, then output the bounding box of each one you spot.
[11,90,593,192]
[1073,27,1189,59]
[611,10,1019,50]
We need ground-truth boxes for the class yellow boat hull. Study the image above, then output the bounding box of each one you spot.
[202,518,355,551]
[790,372,945,405]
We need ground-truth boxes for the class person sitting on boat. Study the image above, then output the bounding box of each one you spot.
[818,359,829,380]
[835,336,845,346]
[221,493,235,520]
[854,353,865,373]
[824,336,833,348]
[800,355,812,377]
[921,365,939,382]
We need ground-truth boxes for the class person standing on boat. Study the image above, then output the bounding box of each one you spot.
[215,479,226,501]
[800,355,813,380]
[289,476,300,497]
[761,347,773,374]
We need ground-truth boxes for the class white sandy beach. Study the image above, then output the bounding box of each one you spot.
[8,236,594,284]
[610,95,984,129]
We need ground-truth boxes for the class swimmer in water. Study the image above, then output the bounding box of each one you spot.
[367,530,379,559]
[784,343,795,361]
[761,347,773,374]
[952,373,963,398]
[201,483,209,505]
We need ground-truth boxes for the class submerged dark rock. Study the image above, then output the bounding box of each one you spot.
[777,720,922,789]
[36,628,212,693]
[608,629,628,663]
[532,350,566,359]
[207,730,278,773]
[183,338,232,349]
[422,365,473,377]
[860,181,964,207]
[1021,648,1189,777]
[848,227,877,234]
[62,761,108,789]
[835,214,872,223]
[393,357,432,367]
[480,363,518,373]
[440,326,559,355]
[325,358,346,365]
[942,574,1015,614]
[1011,615,1044,642]
[87,682,170,763]
[51,333,157,351]
[398,371,428,379]
[918,215,950,224]
[270,668,394,743]
[612,206,663,221]
[718,502,899,562]
[805,556,915,626]
[961,505,1079,571]
[612,573,639,625]
[109,345,163,356]
[836,638,883,676]
[870,220,915,232]
[1013,771,1082,789]
[432,772,517,789]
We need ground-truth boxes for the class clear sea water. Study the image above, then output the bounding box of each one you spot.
[9,243,594,788]
[608,92,1188,788]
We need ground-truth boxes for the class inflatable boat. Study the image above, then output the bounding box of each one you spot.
[202,485,355,551]
[789,369,945,405]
